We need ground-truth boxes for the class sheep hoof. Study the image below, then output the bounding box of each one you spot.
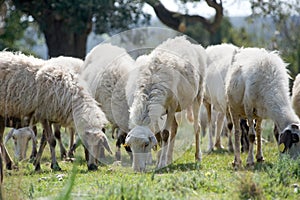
[256,156,265,163]
[88,164,98,171]
[29,156,36,163]
[67,151,74,158]
[6,162,13,170]
[215,143,224,150]
[51,162,61,171]
[246,161,254,167]
[35,163,41,171]
[232,160,242,170]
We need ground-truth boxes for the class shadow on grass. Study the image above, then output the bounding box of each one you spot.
[204,148,234,155]
[151,162,202,174]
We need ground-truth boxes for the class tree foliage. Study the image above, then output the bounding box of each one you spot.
[0,0,150,58]
[250,0,300,76]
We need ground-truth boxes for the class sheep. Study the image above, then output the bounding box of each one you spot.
[0,51,112,173]
[4,56,84,162]
[35,56,84,161]
[81,43,136,161]
[203,43,239,152]
[4,127,37,161]
[292,74,300,118]
[225,47,300,168]
[125,36,207,172]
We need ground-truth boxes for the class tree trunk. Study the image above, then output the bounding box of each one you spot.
[42,16,90,59]
[12,0,92,59]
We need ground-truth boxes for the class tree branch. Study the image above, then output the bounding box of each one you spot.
[145,0,223,34]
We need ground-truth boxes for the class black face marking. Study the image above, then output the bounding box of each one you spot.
[279,130,296,153]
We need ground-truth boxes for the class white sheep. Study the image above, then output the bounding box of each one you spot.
[203,43,239,152]
[0,51,112,173]
[4,127,37,161]
[36,56,84,160]
[4,56,84,162]
[125,36,207,172]
[81,43,136,161]
[292,74,300,118]
[226,47,300,168]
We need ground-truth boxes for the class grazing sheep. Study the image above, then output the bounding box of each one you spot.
[0,51,112,173]
[4,127,37,161]
[81,43,136,161]
[292,74,300,118]
[226,47,300,168]
[125,36,207,172]
[5,56,84,162]
[203,43,239,152]
[36,56,84,161]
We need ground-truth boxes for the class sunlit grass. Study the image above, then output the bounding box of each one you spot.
[2,121,300,199]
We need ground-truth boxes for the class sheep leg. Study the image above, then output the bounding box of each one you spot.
[0,117,13,170]
[215,112,225,150]
[34,130,47,171]
[29,125,38,161]
[193,98,202,162]
[240,119,249,153]
[204,101,214,152]
[255,119,264,162]
[115,131,123,161]
[226,110,234,152]
[246,119,256,167]
[67,127,75,158]
[231,113,242,169]
[69,136,81,158]
[157,129,169,169]
[53,124,67,160]
[43,121,60,170]
[87,145,99,171]
[167,116,178,165]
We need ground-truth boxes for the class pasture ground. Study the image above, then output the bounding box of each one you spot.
[2,120,300,200]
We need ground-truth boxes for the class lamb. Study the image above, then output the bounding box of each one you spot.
[4,127,37,161]
[203,43,239,152]
[0,51,112,174]
[81,43,136,161]
[125,36,207,172]
[225,47,300,168]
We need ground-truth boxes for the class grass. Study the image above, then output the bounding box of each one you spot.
[2,121,300,200]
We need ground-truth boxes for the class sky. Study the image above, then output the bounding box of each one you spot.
[143,0,252,17]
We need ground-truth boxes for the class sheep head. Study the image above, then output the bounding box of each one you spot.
[81,128,112,170]
[125,126,157,172]
[5,127,37,161]
[278,123,300,159]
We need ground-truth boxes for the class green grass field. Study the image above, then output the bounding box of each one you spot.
[2,120,300,200]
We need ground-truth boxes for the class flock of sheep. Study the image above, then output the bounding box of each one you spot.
[1,36,300,185]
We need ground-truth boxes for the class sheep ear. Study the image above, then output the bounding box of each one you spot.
[124,135,132,147]
[149,135,158,150]
[100,135,112,155]
[5,129,15,144]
